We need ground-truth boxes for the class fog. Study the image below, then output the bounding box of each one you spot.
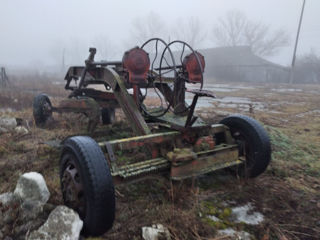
[1,0,319,71]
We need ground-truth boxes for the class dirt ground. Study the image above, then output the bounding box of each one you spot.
[0,77,319,240]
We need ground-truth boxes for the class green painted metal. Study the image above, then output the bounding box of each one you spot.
[112,157,169,178]
[99,131,180,151]
[103,67,151,136]
[110,143,243,180]
[170,145,241,180]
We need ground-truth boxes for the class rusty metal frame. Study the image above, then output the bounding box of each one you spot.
[93,123,242,183]
[53,41,246,183]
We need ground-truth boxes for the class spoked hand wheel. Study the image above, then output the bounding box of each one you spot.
[140,38,178,117]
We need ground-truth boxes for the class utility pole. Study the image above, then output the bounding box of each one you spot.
[290,0,306,83]
[61,48,65,73]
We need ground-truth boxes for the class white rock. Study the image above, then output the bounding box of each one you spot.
[142,224,171,240]
[0,127,8,134]
[0,192,15,206]
[218,228,252,240]
[14,126,29,135]
[20,200,44,221]
[14,172,50,205]
[27,205,83,240]
[0,117,17,130]
[231,203,264,225]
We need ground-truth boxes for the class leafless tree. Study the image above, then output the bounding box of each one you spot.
[294,51,320,83]
[212,10,290,56]
[91,35,117,60]
[172,16,207,48]
[130,11,168,46]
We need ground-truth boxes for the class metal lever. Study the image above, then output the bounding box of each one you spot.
[78,48,97,89]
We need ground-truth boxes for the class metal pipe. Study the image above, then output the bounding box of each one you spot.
[90,61,122,66]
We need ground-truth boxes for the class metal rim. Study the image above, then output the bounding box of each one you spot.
[231,130,254,176]
[61,155,86,218]
[41,99,52,119]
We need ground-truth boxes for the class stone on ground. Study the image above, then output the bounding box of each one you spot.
[14,126,29,135]
[0,117,17,130]
[142,224,171,240]
[27,205,83,240]
[0,193,16,206]
[14,172,50,205]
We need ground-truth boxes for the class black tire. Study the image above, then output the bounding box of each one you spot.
[33,93,52,127]
[101,108,115,125]
[60,136,115,236]
[220,115,271,178]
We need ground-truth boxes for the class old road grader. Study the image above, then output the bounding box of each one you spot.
[33,38,271,236]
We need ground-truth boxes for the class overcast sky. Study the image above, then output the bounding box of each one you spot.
[0,0,319,69]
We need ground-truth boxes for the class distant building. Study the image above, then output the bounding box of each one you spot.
[199,46,290,83]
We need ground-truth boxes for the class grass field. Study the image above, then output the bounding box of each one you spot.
[0,76,319,240]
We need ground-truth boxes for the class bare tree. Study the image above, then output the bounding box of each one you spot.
[172,16,207,48]
[91,35,117,60]
[130,11,168,45]
[212,10,290,56]
[294,51,320,83]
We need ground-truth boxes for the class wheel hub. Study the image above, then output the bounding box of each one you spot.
[42,102,52,116]
[62,162,85,217]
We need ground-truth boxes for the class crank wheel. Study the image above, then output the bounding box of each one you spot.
[220,115,271,178]
[60,136,115,236]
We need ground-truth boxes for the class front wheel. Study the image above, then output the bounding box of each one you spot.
[220,115,271,178]
[60,136,115,236]
[33,93,52,127]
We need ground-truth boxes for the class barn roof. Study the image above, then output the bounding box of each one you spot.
[198,46,285,68]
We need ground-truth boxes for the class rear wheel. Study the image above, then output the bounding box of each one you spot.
[220,115,271,178]
[60,136,115,236]
[33,93,52,127]
[101,108,115,125]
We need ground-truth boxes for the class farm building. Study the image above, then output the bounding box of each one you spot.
[199,46,290,83]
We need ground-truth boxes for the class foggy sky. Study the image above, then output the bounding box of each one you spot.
[1,0,319,69]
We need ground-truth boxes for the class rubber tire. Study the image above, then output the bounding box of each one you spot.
[101,108,115,125]
[60,136,115,236]
[220,115,271,178]
[33,93,52,127]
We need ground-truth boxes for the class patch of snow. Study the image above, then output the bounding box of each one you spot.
[231,203,264,225]
[272,88,303,93]
[218,228,252,240]
[296,110,320,117]
[208,215,221,222]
